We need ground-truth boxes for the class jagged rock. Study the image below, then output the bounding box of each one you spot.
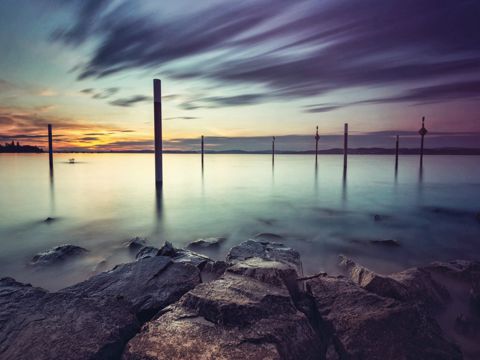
[187,237,226,249]
[200,260,229,282]
[43,216,55,223]
[158,241,211,268]
[339,256,449,311]
[30,244,88,267]
[0,277,139,360]
[61,256,200,321]
[306,275,462,360]
[135,246,160,260]
[370,239,400,246]
[126,237,147,252]
[226,239,302,275]
[123,270,323,360]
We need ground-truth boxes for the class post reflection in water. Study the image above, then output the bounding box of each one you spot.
[49,166,55,216]
[153,185,164,238]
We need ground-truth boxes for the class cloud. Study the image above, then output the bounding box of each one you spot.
[109,95,152,107]
[180,94,266,110]
[164,116,198,120]
[38,89,58,97]
[51,0,480,109]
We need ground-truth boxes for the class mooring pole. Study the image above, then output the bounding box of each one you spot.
[315,126,320,163]
[343,123,348,175]
[395,135,399,172]
[153,79,163,186]
[418,116,427,168]
[272,136,275,164]
[201,135,204,166]
[47,124,53,170]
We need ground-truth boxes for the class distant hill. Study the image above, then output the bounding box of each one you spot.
[0,141,43,153]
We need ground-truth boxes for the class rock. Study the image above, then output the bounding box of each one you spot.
[135,246,160,260]
[254,232,284,240]
[370,239,400,246]
[306,275,462,359]
[126,237,147,252]
[227,239,302,275]
[200,260,229,282]
[30,244,88,267]
[0,277,139,360]
[339,256,450,311]
[61,256,201,321]
[187,236,226,249]
[158,241,211,268]
[43,216,55,223]
[123,270,323,360]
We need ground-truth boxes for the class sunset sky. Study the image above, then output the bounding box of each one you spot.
[0,0,479,151]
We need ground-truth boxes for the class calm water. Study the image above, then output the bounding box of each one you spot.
[1,153,479,290]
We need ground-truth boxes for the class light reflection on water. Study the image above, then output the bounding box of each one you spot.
[0,153,479,290]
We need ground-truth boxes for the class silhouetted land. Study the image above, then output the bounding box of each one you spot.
[0,142,43,153]
[55,147,480,155]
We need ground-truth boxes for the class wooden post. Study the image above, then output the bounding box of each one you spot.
[272,136,275,164]
[48,124,53,170]
[153,79,163,186]
[315,126,320,163]
[343,123,348,175]
[418,116,427,168]
[201,135,204,166]
[395,135,399,172]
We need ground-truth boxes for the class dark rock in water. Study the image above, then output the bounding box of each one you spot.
[135,246,160,260]
[227,239,302,275]
[254,232,284,240]
[373,214,382,222]
[30,245,88,267]
[158,241,211,268]
[61,256,201,322]
[0,277,139,360]
[306,275,462,359]
[43,217,55,223]
[187,236,226,249]
[370,239,400,246]
[126,237,147,252]
[123,268,323,359]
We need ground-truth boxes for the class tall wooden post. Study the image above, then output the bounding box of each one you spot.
[48,124,53,170]
[153,79,163,186]
[395,135,399,172]
[343,123,348,175]
[272,136,275,164]
[201,135,204,167]
[315,126,320,163]
[418,116,427,168]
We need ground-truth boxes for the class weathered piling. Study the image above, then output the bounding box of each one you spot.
[47,124,53,170]
[272,136,275,164]
[153,79,163,186]
[315,126,320,163]
[201,135,204,166]
[418,116,427,168]
[343,123,348,175]
[395,135,399,172]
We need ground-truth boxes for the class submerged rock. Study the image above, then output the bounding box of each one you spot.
[187,236,226,249]
[43,216,55,223]
[61,256,200,322]
[227,239,302,275]
[254,232,284,240]
[126,237,147,252]
[370,239,400,247]
[306,275,462,359]
[0,277,139,360]
[30,244,88,267]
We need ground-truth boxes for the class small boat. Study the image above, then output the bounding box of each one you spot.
[68,158,75,164]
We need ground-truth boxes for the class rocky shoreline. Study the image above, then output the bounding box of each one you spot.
[1,239,480,359]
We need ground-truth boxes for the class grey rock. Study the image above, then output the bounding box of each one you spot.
[227,239,302,275]
[0,277,139,360]
[254,232,284,240]
[126,237,147,252]
[135,246,160,260]
[307,275,462,360]
[187,236,226,249]
[158,241,211,268]
[30,244,88,267]
[61,256,200,321]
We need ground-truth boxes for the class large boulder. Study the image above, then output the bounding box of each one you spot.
[306,275,462,360]
[61,256,201,321]
[123,259,323,360]
[30,244,88,267]
[0,277,139,360]
[226,239,302,275]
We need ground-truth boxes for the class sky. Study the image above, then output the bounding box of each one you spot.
[0,0,479,152]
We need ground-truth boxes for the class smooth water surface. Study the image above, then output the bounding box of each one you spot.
[1,153,479,290]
